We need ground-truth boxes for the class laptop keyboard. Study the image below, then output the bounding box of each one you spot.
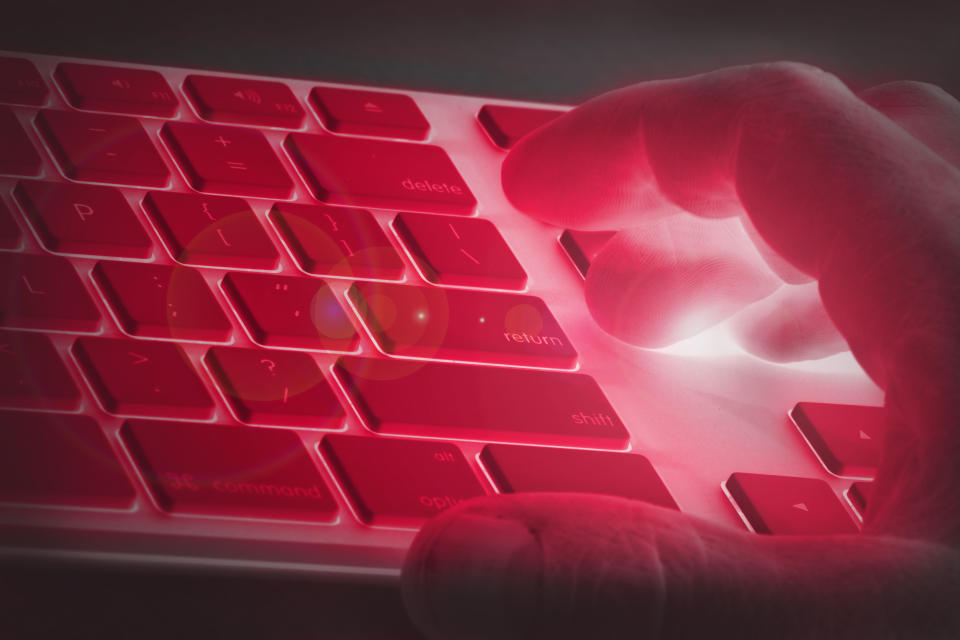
[0,52,883,576]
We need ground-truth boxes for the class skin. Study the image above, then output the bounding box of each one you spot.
[401,63,960,639]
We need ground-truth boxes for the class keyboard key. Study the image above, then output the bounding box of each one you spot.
[92,261,231,342]
[0,57,48,106]
[121,419,337,521]
[285,134,476,214]
[348,282,577,368]
[334,357,629,448]
[184,75,305,128]
[0,253,101,332]
[143,191,279,269]
[0,330,79,410]
[393,212,527,289]
[724,472,858,535]
[204,346,344,428]
[320,434,484,526]
[790,402,884,478]
[0,411,135,508]
[15,181,153,259]
[269,202,403,280]
[72,337,214,419]
[54,62,179,117]
[0,198,22,249]
[479,445,678,509]
[310,87,429,140]
[161,122,293,199]
[221,272,359,351]
[477,104,564,149]
[0,106,41,176]
[35,110,170,187]
[846,481,873,519]
[559,229,616,279]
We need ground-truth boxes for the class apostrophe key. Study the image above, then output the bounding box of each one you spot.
[790,402,884,478]
[15,181,153,259]
[558,229,617,279]
[320,434,484,526]
[121,419,338,521]
[0,198,21,248]
[204,346,345,428]
[0,106,41,176]
[269,202,403,280]
[72,337,214,419]
[310,87,429,140]
[92,261,232,342]
[0,411,135,509]
[348,281,577,368]
[847,481,873,520]
[0,253,100,332]
[161,122,293,199]
[0,57,48,106]
[35,110,170,187]
[393,212,527,289]
[0,330,80,411]
[284,134,476,214]
[54,63,179,117]
[477,104,565,149]
[334,357,629,448]
[184,75,305,129]
[480,444,678,509]
[143,191,279,270]
[221,272,359,351]
[724,472,858,535]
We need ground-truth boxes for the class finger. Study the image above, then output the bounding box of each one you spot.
[403,494,960,640]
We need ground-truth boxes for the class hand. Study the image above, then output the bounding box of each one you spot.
[401,63,960,639]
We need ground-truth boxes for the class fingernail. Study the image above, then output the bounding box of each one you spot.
[402,513,542,640]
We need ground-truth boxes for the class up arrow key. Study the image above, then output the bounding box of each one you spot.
[793,503,809,512]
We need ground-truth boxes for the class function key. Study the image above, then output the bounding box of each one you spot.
[121,419,337,521]
[0,197,23,249]
[0,57,48,106]
[724,472,858,535]
[559,229,616,279]
[0,106,42,177]
[55,63,178,117]
[790,402,883,478]
[477,104,565,149]
[310,87,429,140]
[0,330,80,411]
[35,110,170,187]
[0,411,135,509]
[285,134,476,214]
[184,75,305,129]
[320,434,485,526]
[0,253,101,332]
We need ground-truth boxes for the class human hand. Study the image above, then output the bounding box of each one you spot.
[401,63,960,638]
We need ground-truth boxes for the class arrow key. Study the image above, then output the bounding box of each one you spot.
[790,402,884,478]
[724,472,858,535]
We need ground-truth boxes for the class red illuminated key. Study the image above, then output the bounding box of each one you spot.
[724,472,858,535]
[0,330,79,411]
[161,122,293,199]
[0,57,48,106]
[0,106,41,176]
[205,346,344,428]
[54,63,178,117]
[269,202,403,280]
[143,192,279,269]
[0,253,100,332]
[394,212,526,289]
[320,434,484,526]
[0,411,134,508]
[790,402,884,478]
[35,110,170,187]
[121,419,337,521]
[222,272,358,351]
[559,229,616,279]
[0,198,22,249]
[285,134,476,214]
[335,357,629,447]
[477,104,565,149]
[73,337,214,419]
[348,282,577,368]
[310,87,429,140]
[184,75,305,128]
[847,481,873,519]
[92,261,231,342]
[15,181,152,258]
[480,445,678,509]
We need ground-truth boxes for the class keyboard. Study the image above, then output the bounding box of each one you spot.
[0,51,885,579]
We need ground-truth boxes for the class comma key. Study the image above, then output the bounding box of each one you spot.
[320,434,485,527]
